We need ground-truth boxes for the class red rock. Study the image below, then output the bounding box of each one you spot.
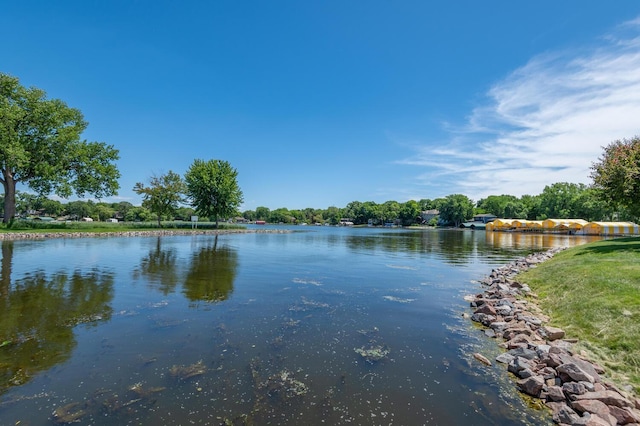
[474,303,497,316]
[557,363,596,383]
[571,399,611,419]
[542,325,565,341]
[517,375,545,397]
[583,413,617,426]
[573,390,633,408]
[546,385,565,402]
[609,405,640,424]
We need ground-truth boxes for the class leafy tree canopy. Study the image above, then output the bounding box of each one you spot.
[476,194,522,218]
[591,136,640,218]
[439,194,474,227]
[184,159,243,227]
[134,171,186,227]
[0,73,120,223]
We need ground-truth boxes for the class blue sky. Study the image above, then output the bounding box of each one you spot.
[3,1,640,211]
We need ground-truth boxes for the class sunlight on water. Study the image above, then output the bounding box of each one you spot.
[0,228,600,425]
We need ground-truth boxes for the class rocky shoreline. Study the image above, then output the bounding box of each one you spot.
[467,248,640,425]
[0,228,291,240]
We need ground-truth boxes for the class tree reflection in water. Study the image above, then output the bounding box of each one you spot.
[134,237,180,295]
[134,236,238,305]
[183,235,237,305]
[0,241,114,394]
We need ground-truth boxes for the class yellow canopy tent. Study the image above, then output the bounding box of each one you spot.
[542,219,563,229]
[581,222,640,235]
[490,219,516,231]
[568,219,589,232]
[512,219,532,229]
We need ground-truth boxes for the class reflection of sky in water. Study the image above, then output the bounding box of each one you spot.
[0,229,600,425]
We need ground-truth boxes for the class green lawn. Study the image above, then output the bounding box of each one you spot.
[0,220,245,233]
[518,237,640,392]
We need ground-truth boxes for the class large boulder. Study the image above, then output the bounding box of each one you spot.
[573,390,633,408]
[546,385,566,402]
[571,399,615,424]
[563,382,588,396]
[517,375,545,397]
[608,405,640,424]
[474,304,497,316]
[557,363,596,384]
[542,325,566,341]
[548,402,580,424]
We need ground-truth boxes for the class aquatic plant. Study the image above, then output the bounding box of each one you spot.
[52,401,88,424]
[260,369,309,399]
[354,344,391,364]
[168,360,207,380]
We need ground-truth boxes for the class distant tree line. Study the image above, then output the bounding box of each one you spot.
[2,179,635,227]
[3,72,638,228]
[241,181,636,227]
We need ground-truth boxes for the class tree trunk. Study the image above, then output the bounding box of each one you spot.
[1,241,13,298]
[157,215,163,228]
[2,174,16,224]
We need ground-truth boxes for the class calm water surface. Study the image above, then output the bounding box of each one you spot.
[0,227,602,425]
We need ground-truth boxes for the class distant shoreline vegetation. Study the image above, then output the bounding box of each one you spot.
[0,223,291,240]
[2,181,637,229]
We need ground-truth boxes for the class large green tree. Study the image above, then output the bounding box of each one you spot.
[0,73,120,223]
[184,159,243,227]
[344,200,381,225]
[476,194,523,218]
[323,206,342,225]
[439,194,474,227]
[269,207,294,224]
[380,200,400,224]
[537,182,585,219]
[94,202,116,222]
[124,206,153,222]
[591,136,640,218]
[134,171,186,227]
[398,200,421,226]
[65,200,95,220]
[255,206,270,221]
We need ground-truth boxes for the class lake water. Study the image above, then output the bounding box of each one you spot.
[0,227,602,425]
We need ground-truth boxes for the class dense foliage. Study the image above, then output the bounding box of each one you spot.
[3,176,634,228]
[438,194,474,227]
[0,73,120,223]
[185,159,244,227]
[134,171,186,227]
[591,136,640,218]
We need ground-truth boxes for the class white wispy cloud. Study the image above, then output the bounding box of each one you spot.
[400,17,640,201]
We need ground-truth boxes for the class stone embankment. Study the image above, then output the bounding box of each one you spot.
[0,229,290,240]
[468,248,640,426]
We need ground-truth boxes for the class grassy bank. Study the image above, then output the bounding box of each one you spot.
[518,237,640,392]
[0,221,245,233]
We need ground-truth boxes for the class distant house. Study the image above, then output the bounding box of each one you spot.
[472,214,497,223]
[33,216,55,222]
[106,218,118,223]
[459,214,497,230]
[81,217,94,222]
[420,209,439,223]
